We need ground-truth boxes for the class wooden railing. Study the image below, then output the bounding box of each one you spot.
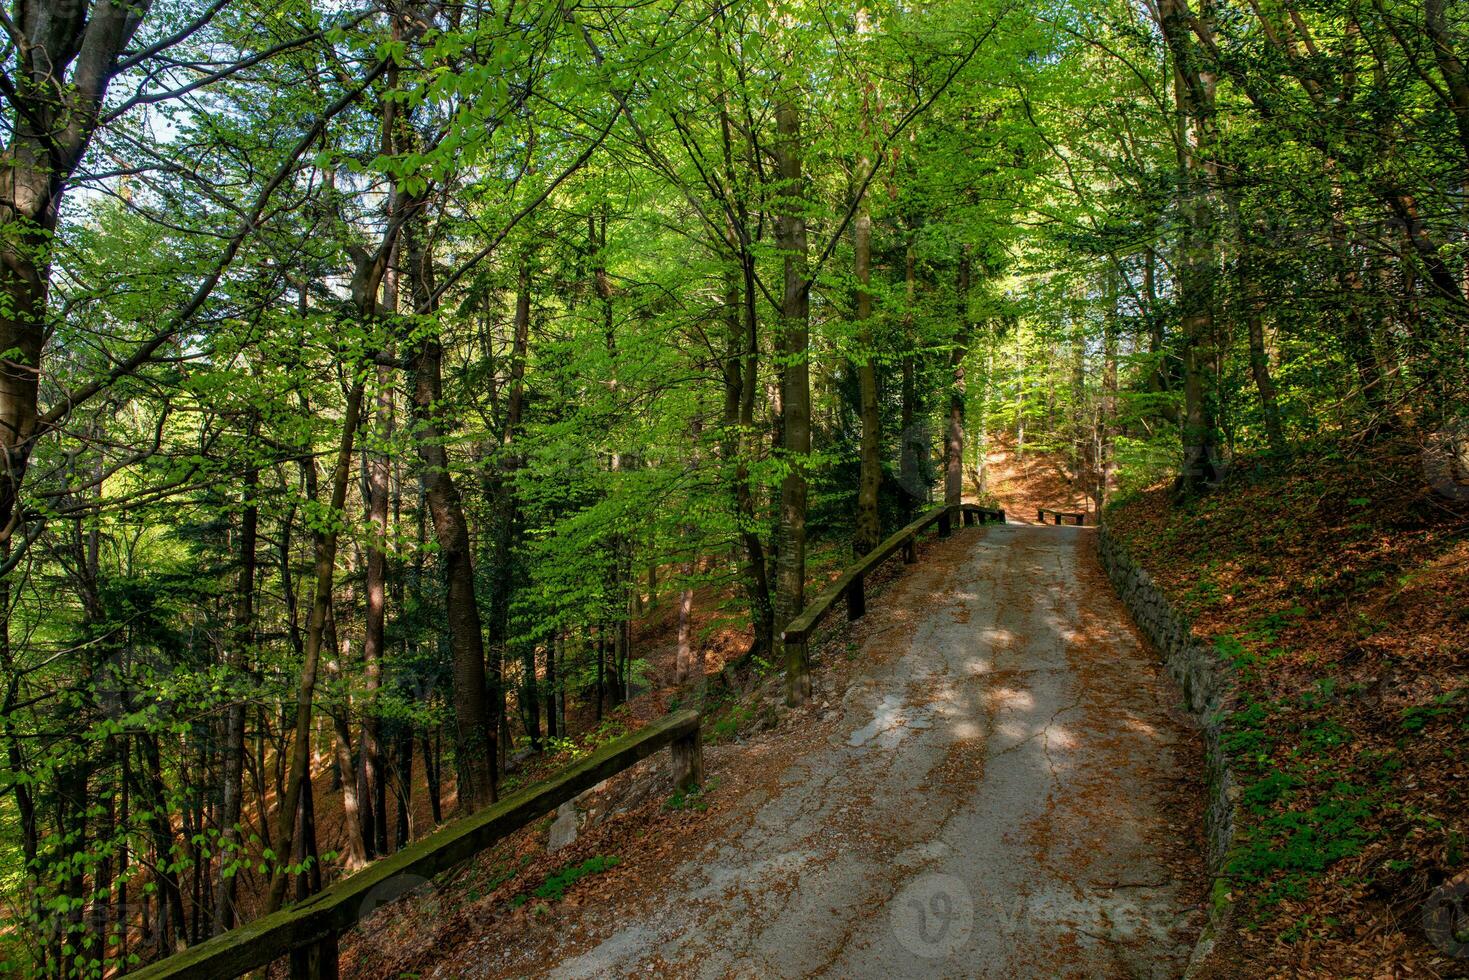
[1037,507,1086,526]
[782,503,1005,703]
[130,710,703,980]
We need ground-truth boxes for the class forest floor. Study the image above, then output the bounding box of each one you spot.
[339,520,1208,978]
[1107,437,1469,978]
[972,436,1095,524]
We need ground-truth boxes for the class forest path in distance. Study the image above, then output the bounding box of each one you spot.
[423,524,1209,979]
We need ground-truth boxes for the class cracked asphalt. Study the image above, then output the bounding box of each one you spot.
[532,524,1205,978]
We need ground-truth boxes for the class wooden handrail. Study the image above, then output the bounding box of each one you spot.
[782,503,1004,703]
[1037,507,1085,526]
[130,710,703,980]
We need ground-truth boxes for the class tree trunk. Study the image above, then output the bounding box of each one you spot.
[947,252,972,515]
[677,417,703,684]
[267,377,366,912]
[0,8,143,550]
[326,690,368,870]
[899,247,922,520]
[676,580,696,684]
[1245,300,1286,455]
[139,734,188,951]
[213,441,258,933]
[854,201,881,556]
[422,728,443,825]
[1101,268,1120,505]
[394,728,414,848]
[722,254,774,661]
[403,219,498,811]
[774,88,812,704]
[1160,0,1224,491]
[362,357,393,858]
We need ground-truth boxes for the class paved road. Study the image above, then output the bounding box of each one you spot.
[541,525,1203,978]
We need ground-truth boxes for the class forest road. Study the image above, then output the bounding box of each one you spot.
[544,524,1207,979]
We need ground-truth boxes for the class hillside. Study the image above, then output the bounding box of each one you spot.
[1107,438,1469,976]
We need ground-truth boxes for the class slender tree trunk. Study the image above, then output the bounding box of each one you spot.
[544,635,559,740]
[677,418,703,684]
[977,346,992,495]
[1160,0,1224,491]
[1326,166,1393,421]
[362,357,393,858]
[947,251,973,515]
[394,728,414,848]
[1015,330,1026,458]
[422,729,443,825]
[854,199,881,556]
[774,88,812,704]
[1102,267,1120,504]
[326,690,368,870]
[723,254,774,661]
[213,438,258,932]
[1245,297,1286,455]
[139,734,188,951]
[267,378,366,912]
[403,218,497,811]
[676,580,696,684]
[899,247,921,520]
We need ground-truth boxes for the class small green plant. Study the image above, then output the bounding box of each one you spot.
[1299,677,1337,710]
[1222,698,1277,762]
[533,855,621,902]
[1401,691,1462,732]
[705,704,755,744]
[1244,605,1306,645]
[665,779,716,812]
[1301,719,1351,754]
[1183,574,1223,610]
[1215,634,1251,669]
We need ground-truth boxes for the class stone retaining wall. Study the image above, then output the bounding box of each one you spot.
[1097,523,1239,973]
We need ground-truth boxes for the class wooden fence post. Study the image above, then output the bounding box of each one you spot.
[938,509,952,537]
[784,635,811,706]
[846,573,866,621]
[288,931,338,980]
[670,723,704,791]
[902,536,917,563]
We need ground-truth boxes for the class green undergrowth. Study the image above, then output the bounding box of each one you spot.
[664,778,718,812]
[509,855,621,908]
[1106,439,1469,961]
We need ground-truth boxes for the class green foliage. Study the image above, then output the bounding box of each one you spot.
[1226,780,1379,910]
[704,705,757,745]
[532,855,622,902]
[664,779,717,813]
